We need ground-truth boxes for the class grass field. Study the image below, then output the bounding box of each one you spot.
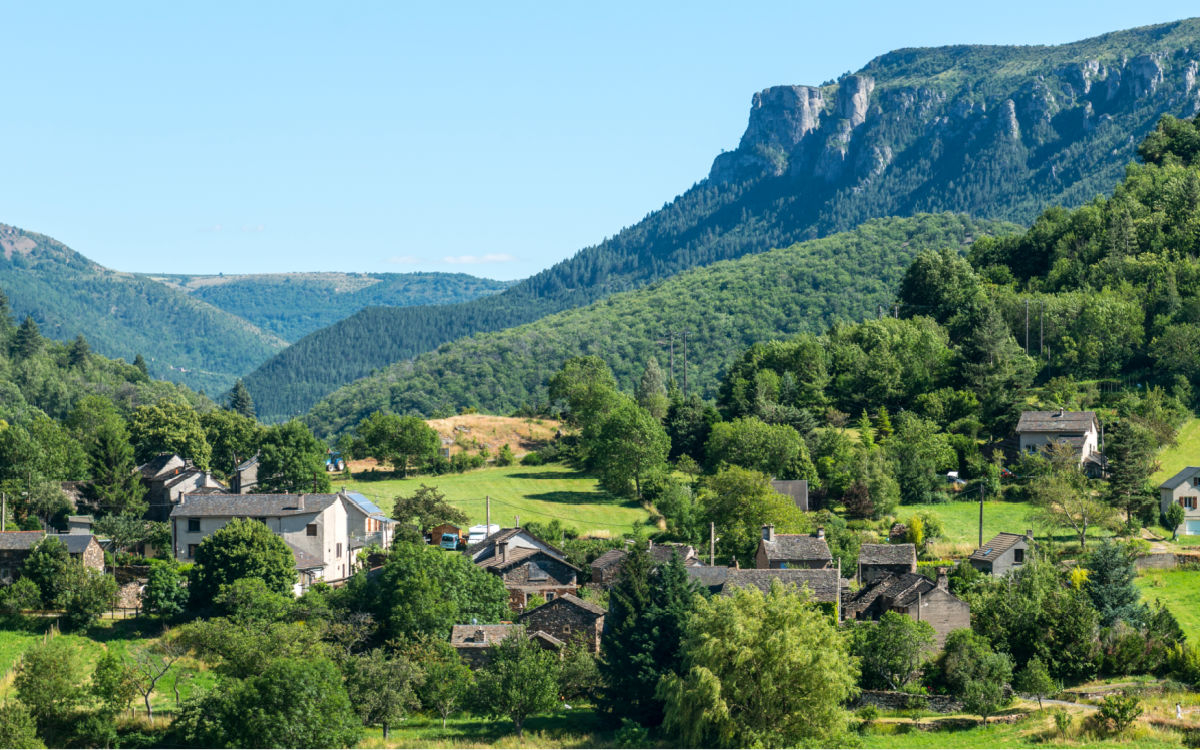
[1136,568,1200,634]
[861,713,1184,748]
[1152,417,1200,486]
[360,709,618,749]
[343,463,651,536]
[902,500,1036,555]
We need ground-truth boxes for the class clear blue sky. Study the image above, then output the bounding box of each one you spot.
[2,2,1197,280]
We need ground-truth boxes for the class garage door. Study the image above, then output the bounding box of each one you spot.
[1186,520,1200,536]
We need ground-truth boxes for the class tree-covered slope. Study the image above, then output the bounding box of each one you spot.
[305,214,1016,437]
[0,224,286,395]
[149,271,513,342]
[246,17,1200,422]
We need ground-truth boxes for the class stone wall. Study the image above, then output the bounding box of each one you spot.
[853,690,963,713]
[519,600,604,653]
[1135,552,1179,570]
[80,540,105,572]
[115,581,143,609]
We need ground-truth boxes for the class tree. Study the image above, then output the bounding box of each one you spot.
[1032,451,1116,549]
[1166,502,1186,541]
[93,514,161,556]
[1085,540,1144,628]
[391,484,468,531]
[1097,692,1142,735]
[258,419,330,492]
[548,356,620,427]
[200,408,263,477]
[68,397,146,516]
[935,629,1013,722]
[0,702,42,749]
[11,316,42,360]
[91,651,136,717]
[591,397,669,499]
[173,657,362,748]
[352,411,439,477]
[473,632,560,737]
[699,466,804,566]
[1014,656,1055,709]
[57,565,119,631]
[142,561,188,618]
[189,518,298,607]
[127,641,184,719]
[658,580,857,748]
[228,379,256,419]
[0,578,42,612]
[704,416,810,479]
[599,549,696,726]
[850,612,936,690]
[496,444,515,466]
[132,354,149,378]
[14,636,82,730]
[417,644,474,729]
[636,357,669,421]
[67,335,89,369]
[129,400,211,469]
[885,413,956,504]
[343,649,422,739]
[665,393,718,463]
[20,536,70,606]
[1104,420,1158,524]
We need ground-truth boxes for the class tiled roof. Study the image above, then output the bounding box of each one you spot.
[969,532,1027,563]
[858,543,917,566]
[1016,411,1097,433]
[720,568,842,602]
[845,572,942,614]
[1160,467,1200,491]
[759,534,832,563]
[170,493,338,518]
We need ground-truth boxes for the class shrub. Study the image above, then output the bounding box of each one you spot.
[1096,692,1142,735]
[520,451,544,466]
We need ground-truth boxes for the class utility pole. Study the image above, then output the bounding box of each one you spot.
[486,495,491,532]
[1,492,5,532]
[979,484,985,549]
[1025,298,1030,354]
[893,304,899,318]
[709,522,715,566]
[515,515,519,528]
[878,304,884,319]
[657,333,676,384]
[680,330,691,396]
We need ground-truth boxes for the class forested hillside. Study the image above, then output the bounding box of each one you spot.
[150,271,513,342]
[305,214,1015,436]
[247,18,1200,422]
[0,224,286,395]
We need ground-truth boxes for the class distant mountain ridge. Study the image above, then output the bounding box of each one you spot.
[147,271,513,342]
[245,17,1200,423]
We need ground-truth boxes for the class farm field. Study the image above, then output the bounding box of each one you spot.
[902,500,1036,554]
[1136,568,1200,634]
[1151,417,1200,486]
[342,463,651,536]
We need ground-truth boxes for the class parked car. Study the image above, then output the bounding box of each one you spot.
[440,533,460,550]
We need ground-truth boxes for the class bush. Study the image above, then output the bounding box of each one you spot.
[1096,692,1142,735]
[520,451,544,466]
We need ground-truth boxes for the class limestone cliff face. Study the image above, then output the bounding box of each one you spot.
[709,41,1200,222]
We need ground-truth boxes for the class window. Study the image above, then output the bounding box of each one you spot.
[187,519,200,533]
[306,524,318,536]
[336,543,342,558]
[1192,476,1200,487]
[1014,548,1024,564]
[1181,497,1199,510]
[546,592,556,601]
[187,544,198,558]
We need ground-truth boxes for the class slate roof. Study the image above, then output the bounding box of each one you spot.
[137,454,187,480]
[284,540,324,570]
[969,532,1028,563]
[685,565,731,594]
[518,593,606,619]
[450,623,521,647]
[719,568,843,602]
[759,534,832,564]
[858,543,917,566]
[845,572,940,615]
[1016,411,1097,433]
[170,493,339,518]
[0,532,96,554]
[235,454,259,471]
[467,527,568,560]
[1160,467,1200,491]
[476,545,580,573]
[590,549,626,571]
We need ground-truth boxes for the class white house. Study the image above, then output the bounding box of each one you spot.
[1160,466,1200,536]
[170,492,396,593]
[1016,411,1102,470]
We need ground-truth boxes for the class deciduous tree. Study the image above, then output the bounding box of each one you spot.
[189,518,298,607]
[473,632,560,737]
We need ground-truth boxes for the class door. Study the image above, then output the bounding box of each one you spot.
[1184,520,1200,536]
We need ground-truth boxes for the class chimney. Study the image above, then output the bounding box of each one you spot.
[498,541,508,563]
[297,495,304,511]
[1025,529,1033,539]
[762,524,775,542]
[474,628,485,643]
[733,559,740,570]
[816,527,825,540]
[936,567,949,591]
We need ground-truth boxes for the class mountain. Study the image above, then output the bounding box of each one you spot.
[304,214,1017,437]
[147,272,514,342]
[244,17,1200,423]
[0,223,286,395]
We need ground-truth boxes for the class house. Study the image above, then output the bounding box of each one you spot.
[230,455,259,494]
[342,492,398,553]
[857,543,917,585]
[170,492,383,593]
[589,541,701,588]
[687,566,846,610]
[0,532,105,583]
[449,623,563,668]
[429,523,464,548]
[469,528,580,609]
[138,454,227,522]
[517,593,606,653]
[1016,411,1102,470]
[844,568,970,647]
[969,531,1033,576]
[1160,467,1200,537]
[67,515,94,535]
[770,479,809,512]
[755,525,832,569]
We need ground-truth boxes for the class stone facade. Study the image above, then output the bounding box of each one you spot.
[517,594,606,653]
[495,552,579,611]
[969,532,1032,576]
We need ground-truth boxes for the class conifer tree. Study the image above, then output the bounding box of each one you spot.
[229,379,256,419]
[133,354,149,378]
[68,335,90,369]
[12,316,42,359]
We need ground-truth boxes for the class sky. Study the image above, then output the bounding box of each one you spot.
[2,2,1199,280]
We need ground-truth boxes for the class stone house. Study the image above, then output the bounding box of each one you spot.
[687,566,847,615]
[1016,411,1102,470]
[170,492,383,593]
[1160,467,1200,536]
[969,531,1033,576]
[449,623,563,668]
[755,525,832,569]
[589,541,701,588]
[857,543,917,585]
[138,454,227,522]
[517,593,606,653]
[476,544,579,611]
[0,532,105,584]
[230,455,259,494]
[844,568,969,647]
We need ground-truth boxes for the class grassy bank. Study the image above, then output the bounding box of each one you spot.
[1136,568,1200,633]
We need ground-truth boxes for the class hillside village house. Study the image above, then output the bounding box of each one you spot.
[755,525,833,569]
[170,492,397,593]
[1016,410,1103,472]
[589,540,701,587]
[1160,466,1200,536]
[449,624,563,668]
[467,528,579,609]
[517,593,606,653]
[969,531,1034,576]
[0,532,104,583]
[138,454,226,521]
[857,543,917,585]
[844,567,969,647]
[229,455,259,494]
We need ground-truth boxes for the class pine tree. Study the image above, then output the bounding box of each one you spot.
[875,406,893,438]
[1105,420,1158,524]
[12,316,42,359]
[0,288,13,334]
[229,379,256,419]
[68,335,90,369]
[132,354,149,378]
